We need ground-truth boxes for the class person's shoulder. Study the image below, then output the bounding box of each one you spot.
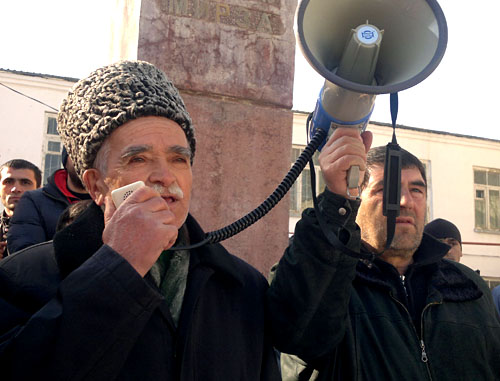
[445,259,482,279]
[185,215,268,286]
[441,259,491,294]
[0,241,60,294]
[16,183,65,211]
[14,187,51,210]
[205,243,268,288]
[229,249,267,279]
[17,187,43,201]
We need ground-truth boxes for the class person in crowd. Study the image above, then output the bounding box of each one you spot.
[0,60,280,380]
[424,218,463,262]
[7,147,90,253]
[0,159,41,258]
[268,128,500,380]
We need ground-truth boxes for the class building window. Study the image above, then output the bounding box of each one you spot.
[290,147,325,217]
[474,168,500,233]
[42,113,63,185]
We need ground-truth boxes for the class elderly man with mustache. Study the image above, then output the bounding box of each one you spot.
[0,61,280,381]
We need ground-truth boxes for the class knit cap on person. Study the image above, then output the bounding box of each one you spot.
[424,218,462,245]
[56,60,195,179]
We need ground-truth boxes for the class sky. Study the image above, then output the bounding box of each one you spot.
[1,0,499,140]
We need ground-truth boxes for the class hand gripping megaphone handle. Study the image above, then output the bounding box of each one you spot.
[310,98,372,198]
[346,166,361,198]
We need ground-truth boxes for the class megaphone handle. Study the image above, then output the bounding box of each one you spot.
[346,165,361,199]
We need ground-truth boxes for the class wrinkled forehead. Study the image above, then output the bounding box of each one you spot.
[96,116,191,164]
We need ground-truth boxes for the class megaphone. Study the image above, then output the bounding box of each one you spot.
[297,0,447,195]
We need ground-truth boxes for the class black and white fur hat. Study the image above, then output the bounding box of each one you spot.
[57,60,195,179]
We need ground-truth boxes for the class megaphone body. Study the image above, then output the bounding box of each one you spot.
[297,0,448,193]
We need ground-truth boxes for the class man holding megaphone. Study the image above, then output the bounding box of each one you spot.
[268,0,499,378]
[268,129,500,380]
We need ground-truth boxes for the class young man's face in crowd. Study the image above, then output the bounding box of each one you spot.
[356,165,427,256]
[0,167,38,216]
[440,237,462,262]
[87,116,193,229]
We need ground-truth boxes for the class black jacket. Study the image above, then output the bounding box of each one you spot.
[268,190,500,381]
[0,202,280,380]
[7,169,82,253]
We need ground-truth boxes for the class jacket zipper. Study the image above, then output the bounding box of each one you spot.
[389,293,436,380]
[420,340,428,362]
[419,301,442,378]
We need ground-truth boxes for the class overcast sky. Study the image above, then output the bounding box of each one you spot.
[1,0,499,140]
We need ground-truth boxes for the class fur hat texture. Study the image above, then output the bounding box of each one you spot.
[57,60,195,179]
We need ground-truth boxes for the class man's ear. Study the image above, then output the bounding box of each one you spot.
[82,169,107,206]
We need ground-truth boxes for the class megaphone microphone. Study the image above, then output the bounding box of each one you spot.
[297,0,447,247]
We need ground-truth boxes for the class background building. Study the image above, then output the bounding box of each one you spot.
[0,69,77,184]
[1,69,499,286]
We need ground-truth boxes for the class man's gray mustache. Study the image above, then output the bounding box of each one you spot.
[151,183,184,200]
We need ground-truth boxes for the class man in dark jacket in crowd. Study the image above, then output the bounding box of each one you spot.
[0,159,41,258]
[0,60,280,380]
[7,148,90,254]
[268,128,500,380]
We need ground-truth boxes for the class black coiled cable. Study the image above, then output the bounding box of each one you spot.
[170,125,327,251]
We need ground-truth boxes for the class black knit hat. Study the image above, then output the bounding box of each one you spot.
[57,60,195,179]
[424,218,462,245]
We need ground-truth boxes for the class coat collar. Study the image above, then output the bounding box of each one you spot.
[53,201,244,286]
[183,214,245,286]
[356,233,482,303]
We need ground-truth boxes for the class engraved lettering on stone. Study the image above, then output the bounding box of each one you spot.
[256,12,272,34]
[159,0,285,36]
[235,8,251,30]
[193,0,209,19]
[169,0,189,15]
[259,0,279,7]
[215,3,230,23]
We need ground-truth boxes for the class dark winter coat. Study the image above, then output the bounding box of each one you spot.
[0,202,280,380]
[268,190,500,381]
[7,169,85,253]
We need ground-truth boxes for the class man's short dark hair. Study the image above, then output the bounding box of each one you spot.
[0,159,42,188]
[361,146,427,191]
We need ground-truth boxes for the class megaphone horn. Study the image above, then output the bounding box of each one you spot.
[296,0,448,196]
